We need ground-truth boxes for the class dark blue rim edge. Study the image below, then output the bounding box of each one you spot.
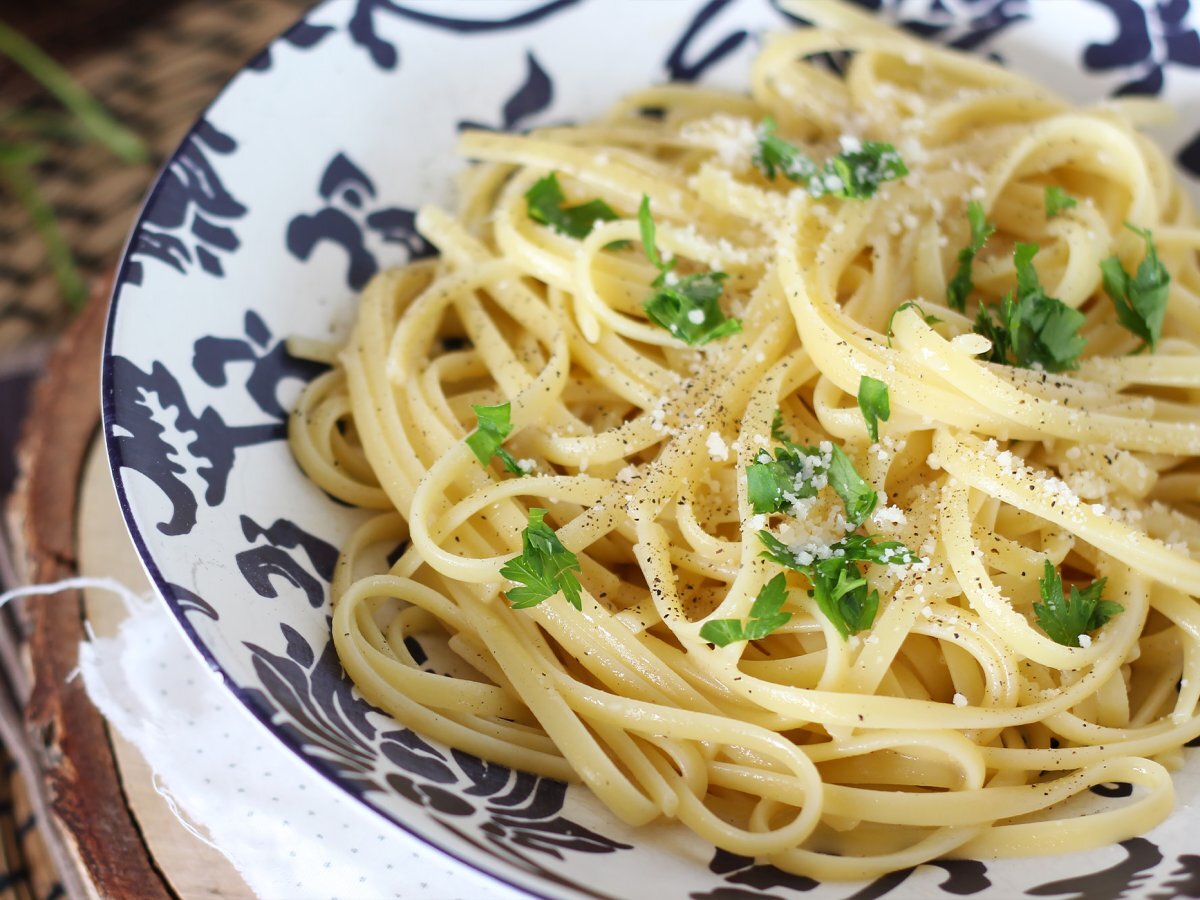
[96,7,587,900]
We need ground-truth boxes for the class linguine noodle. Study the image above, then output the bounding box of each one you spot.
[289,5,1200,880]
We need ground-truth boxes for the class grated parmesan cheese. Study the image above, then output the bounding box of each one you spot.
[706,431,729,462]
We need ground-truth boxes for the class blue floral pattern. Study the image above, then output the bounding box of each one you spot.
[1080,0,1200,176]
[690,850,995,900]
[457,51,555,132]
[667,0,753,82]
[108,312,324,536]
[768,0,1029,53]
[1027,839,1163,899]
[249,0,583,72]
[243,620,629,892]
[1083,0,1200,95]
[286,153,433,290]
[236,516,338,609]
[126,120,245,286]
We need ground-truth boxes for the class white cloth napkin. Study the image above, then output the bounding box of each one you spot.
[77,589,525,900]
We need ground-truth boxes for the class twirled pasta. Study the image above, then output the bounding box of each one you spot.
[289,4,1200,881]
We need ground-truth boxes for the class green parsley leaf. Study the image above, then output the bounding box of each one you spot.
[643,272,742,345]
[1032,560,1122,647]
[751,118,905,199]
[699,573,792,646]
[974,295,1014,366]
[745,440,878,528]
[885,300,942,347]
[827,445,877,528]
[757,529,805,567]
[770,408,791,444]
[946,200,995,312]
[751,116,818,183]
[466,402,525,476]
[827,533,917,566]
[757,529,915,576]
[525,172,620,241]
[821,141,908,200]
[1100,223,1170,352]
[499,508,584,610]
[745,443,827,515]
[1044,186,1077,219]
[973,243,1086,372]
[637,196,741,345]
[695,617,744,647]
[638,195,668,272]
[857,376,890,444]
[1010,243,1087,371]
[757,531,915,638]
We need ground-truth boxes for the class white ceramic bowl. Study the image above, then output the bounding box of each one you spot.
[103,1,1200,896]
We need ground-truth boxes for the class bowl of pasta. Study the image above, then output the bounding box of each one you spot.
[103,0,1200,896]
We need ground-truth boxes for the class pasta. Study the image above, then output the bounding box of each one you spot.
[288,3,1200,880]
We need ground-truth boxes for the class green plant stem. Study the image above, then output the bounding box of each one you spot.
[0,155,87,309]
[0,107,89,143]
[0,19,145,163]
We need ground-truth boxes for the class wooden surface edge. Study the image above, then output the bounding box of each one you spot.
[7,283,172,899]
[78,439,251,899]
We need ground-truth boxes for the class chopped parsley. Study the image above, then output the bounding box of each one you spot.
[771,408,791,443]
[752,117,819,183]
[746,439,877,528]
[524,172,619,240]
[821,141,908,199]
[752,117,906,199]
[857,376,890,444]
[972,296,1015,365]
[1044,186,1077,219]
[643,272,738,345]
[499,508,583,610]
[466,402,525,476]
[947,200,995,312]
[1100,223,1170,352]
[973,243,1086,372]
[748,435,914,640]
[758,532,916,638]
[746,442,827,515]
[637,196,742,345]
[638,195,667,270]
[827,445,878,529]
[1032,560,1122,647]
[699,573,792,646]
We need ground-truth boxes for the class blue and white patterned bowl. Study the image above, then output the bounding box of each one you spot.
[103,1,1200,897]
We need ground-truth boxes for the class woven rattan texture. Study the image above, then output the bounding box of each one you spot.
[1,2,310,895]
[0,0,310,351]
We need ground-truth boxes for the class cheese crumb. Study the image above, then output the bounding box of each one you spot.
[838,134,863,154]
[872,505,908,528]
[952,692,968,707]
[706,431,729,462]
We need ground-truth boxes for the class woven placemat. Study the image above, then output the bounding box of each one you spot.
[0,0,310,350]
[1,1,310,895]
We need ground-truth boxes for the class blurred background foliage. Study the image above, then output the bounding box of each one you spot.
[0,19,147,311]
